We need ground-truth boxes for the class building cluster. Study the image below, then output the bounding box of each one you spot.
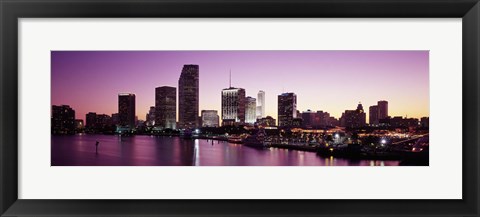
[51,64,430,135]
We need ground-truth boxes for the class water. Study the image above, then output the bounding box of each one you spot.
[51,134,400,166]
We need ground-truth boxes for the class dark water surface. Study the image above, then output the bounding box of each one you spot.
[52,135,400,166]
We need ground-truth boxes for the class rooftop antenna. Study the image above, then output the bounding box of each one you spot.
[229,69,232,88]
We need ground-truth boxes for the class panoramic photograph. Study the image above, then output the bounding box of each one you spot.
[51,50,429,166]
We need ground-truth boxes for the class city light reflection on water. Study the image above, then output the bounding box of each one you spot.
[52,135,400,166]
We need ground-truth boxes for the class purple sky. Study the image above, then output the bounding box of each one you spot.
[51,51,429,123]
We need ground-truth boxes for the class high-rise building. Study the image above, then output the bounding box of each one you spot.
[178,64,199,129]
[278,92,297,127]
[145,106,155,127]
[340,102,366,128]
[86,112,97,129]
[118,93,136,130]
[246,96,257,124]
[369,105,379,126]
[51,105,75,134]
[111,113,119,125]
[201,110,219,127]
[256,90,265,119]
[221,87,246,126]
[155,86,177,129]
[378,100,388,120]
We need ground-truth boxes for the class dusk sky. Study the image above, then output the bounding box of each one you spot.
[51,51,429,123]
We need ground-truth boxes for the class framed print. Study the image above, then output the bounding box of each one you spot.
[1,0,479,216]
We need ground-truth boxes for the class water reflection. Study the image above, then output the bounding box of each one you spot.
[51,135,400,166]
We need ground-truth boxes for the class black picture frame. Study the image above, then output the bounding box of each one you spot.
[1,0,479,216]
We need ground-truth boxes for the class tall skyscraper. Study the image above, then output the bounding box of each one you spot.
[51,105,75,134]
[178,64,199,129]
[201,110,219,127]
[246,96,257,124]
[378,100,388,120]
[145,106,155,127]
[221,87,246,126]
[278,92,297,127]
[118,93,136,130]
[155,86,177,129]
[256,90,265,119]
[369,105,379,125]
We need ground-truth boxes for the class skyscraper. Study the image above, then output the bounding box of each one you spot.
[86,112,97,129]
[51,105,75,134]
[155,86,177,129]
[246,96,257,124]
[201,110,219,127]
[146,106,155,127]
[178,64,199,129]
[256,90,265,119]
[118,93,136,130]
[278,92,297,127]
[378,100,388,120]
[369,105,379,126]
[221,87,246,126]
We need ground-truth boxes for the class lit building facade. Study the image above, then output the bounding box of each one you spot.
[178,64,199,129]
[118,93,136,130]
[256,116,276,127]
[246,96,257,124]
[51,105,76,135]
[277,92,297,127]
[146,106,155,127]
[256,90,265,119]
[201,110,219,127]
[155,86,177,129]
[221,87,246,126]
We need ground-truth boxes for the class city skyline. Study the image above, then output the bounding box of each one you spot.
[51,50,429,123]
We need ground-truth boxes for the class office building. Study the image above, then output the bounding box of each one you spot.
[378,100,388,120]
[340,102,366,128]
[155,86,177,129]
[277,92,297,127]
[118,93,136,130]
[51,105,75,134]
[246,96,257,124]
[201,110,219,127]
[256,90,265,119]
[178,64,199,129]
[221,87,246,126]
[369,105,379,126]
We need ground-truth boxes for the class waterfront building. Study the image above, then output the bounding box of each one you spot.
[378,100,388,120]
[246,96,257,124]
[369,105,379,126]
[51,105,75,134]
[86,112,97,129]
[145,106,155,127]
[420,117,429,128]
[256,90,265,119]
[277,92,297,127]
[74,119,84,131]
[301,109,316,128]
[339,102,366,128]
[201,110,219,127]
[155,86,177,129]
[178,64,199,129]
[118,93,136,130]
[256,116,276,128]
[221,87,246,126]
